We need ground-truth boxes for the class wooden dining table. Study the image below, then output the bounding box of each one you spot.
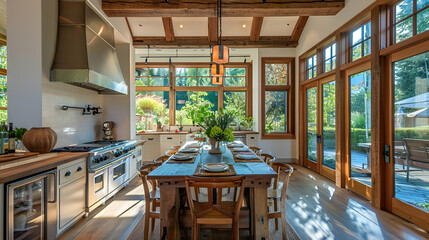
[147,141,277,239]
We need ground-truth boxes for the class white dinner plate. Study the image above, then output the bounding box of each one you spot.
[179,148,198,153]
[228,143,244,147]
[233,147,249,152]
[236,154,258,160]
[202,163,229,172]
[172,154,193,161]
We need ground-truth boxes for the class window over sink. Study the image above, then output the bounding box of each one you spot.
[135,63,252,131]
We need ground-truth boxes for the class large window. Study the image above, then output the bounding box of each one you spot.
[261,58,295,139]
[394,0,429,43]
[351,22,371,61]
[0,44,7,121]
[135,64,251,131]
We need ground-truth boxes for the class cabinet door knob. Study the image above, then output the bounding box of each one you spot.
[167,137,172,140]
[77,166,83,172]
[65,171,71,177]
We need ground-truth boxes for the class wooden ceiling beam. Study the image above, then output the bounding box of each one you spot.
[162,17,175,42]
[102,0,345,17]
[250,17,264,41]
[125,17,134,38]
[208,17,218,42]
[133,36,297,48]
[291,16,309,41]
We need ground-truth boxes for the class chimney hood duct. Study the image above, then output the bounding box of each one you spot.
[51,0,128,95]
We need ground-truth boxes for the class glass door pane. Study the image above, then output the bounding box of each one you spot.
[307,87,318,163]
[393,51,429,212]
[11,180,44,240]
[350,70,372,186]
[322,81,336,169]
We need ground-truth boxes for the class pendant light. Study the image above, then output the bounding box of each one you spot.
[211,0,229,64]
[211,64,224,84]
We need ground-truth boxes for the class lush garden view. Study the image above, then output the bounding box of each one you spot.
[0,45,7,122]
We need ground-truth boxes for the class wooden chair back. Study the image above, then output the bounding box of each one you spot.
[270,162,294,199]
[249,146,262,155]
[403,138,429,165]
[260,153,276,165]
[165,149,178,156]
[153,155,170,164]
[184,176,246,223]
[138,163,160,205]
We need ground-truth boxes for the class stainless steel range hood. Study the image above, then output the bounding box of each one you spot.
[51,0,128,95]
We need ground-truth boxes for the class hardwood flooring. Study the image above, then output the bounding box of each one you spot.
[59,164,429,240]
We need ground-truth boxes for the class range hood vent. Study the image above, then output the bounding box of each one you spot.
[51,0,128,95]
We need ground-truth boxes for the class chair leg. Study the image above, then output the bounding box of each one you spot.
[144,212,150,240]
[232,222,239,240]
[274,198,279,230]
[281,200,287,240]
[406,158,410,182]
[192,220,198,240]
[151,200,156,232]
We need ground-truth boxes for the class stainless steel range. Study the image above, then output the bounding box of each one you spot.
[52,140,138,213]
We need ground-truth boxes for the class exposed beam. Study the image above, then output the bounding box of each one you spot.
[133,36,297,48]
[125,17,134,38]
[250,17,264,41]
[208,17,218,42]
[102,0,345,17]
[291,16,309,41]
[162,17,175,42]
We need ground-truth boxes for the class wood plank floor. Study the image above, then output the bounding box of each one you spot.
[59,164,429,240]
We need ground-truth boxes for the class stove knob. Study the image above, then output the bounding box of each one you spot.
[124,148,129,153]
[94,156,100,163]
[104,155,108,160]
[114,151,120,157]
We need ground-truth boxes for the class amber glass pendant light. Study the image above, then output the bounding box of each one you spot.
[211,0,229,64]
[212,76,223,85]
[211,64,224,84]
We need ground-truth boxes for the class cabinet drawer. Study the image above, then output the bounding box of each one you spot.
[141,135,160,142]
[160,135,182,142]
[59,160,86,186]
[58,176,85,229]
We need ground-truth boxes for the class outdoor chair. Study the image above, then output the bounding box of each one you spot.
[402,138,429,181]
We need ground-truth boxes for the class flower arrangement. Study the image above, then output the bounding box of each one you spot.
[197,109,235,153]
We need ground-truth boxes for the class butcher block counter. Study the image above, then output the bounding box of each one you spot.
[0,152,89,184]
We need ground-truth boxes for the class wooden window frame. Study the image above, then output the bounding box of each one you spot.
[391,0,429,44]
[350,21,372,62]
[324,42,337,73]
[135,62,252,127]
[306,54,318,80]
[261,57,295,140]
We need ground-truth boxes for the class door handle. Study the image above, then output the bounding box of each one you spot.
[48,171,57,203]
[383,144,390,163]
[316,135,322,144]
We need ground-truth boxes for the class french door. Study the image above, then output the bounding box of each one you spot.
[303,75,336,181]
[344,62,372,200]
[385,41,429,231]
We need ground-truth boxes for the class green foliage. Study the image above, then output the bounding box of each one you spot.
[351,111,366,128]
[198,109,235,142]
[137,97,159,113]
[136,93,169,129]
[417,202,429,211]
[224,92,246,124]
[15,128,28,141]
[181,92,213,125]
[240,117,254,130]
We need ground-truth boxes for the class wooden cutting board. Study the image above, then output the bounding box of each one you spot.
[0,152,39,163]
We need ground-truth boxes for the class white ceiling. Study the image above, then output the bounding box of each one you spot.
[129,16,299,37]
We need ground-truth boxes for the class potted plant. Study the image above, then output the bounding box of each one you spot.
[241,117,254,131]
[198,109,235,154]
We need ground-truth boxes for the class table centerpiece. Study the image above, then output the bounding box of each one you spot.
[197,110,235,154]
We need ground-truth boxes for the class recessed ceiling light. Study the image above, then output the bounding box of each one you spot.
[139,24,143,27]
[287,24,290,26]
[179,24,184,29]
[242,24,246,29]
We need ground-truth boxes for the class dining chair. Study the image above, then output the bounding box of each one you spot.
[267,163,293,239]
[260,153,276,165]
[184,176,246,240]
[249,146,262,155]
[138,163,162,240]
[165,149,178,156]
[153,155,170,164]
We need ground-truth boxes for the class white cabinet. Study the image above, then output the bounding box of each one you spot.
[138,134,187,163]
[246,134,259,147]
[159,135,186,155]
[57,158,86,236]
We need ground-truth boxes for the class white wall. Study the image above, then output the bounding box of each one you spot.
[8,0,133,148]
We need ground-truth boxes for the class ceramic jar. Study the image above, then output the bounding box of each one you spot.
[22,127,57,153]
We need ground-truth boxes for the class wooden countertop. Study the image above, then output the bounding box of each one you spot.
[0,152,89,184]
[136,131,259,135]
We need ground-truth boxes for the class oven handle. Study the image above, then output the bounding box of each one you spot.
[48,171,57,203]
[88,152,132,173]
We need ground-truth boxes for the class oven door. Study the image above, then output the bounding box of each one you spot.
[108,155,130,193]
[87,167,108,208]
